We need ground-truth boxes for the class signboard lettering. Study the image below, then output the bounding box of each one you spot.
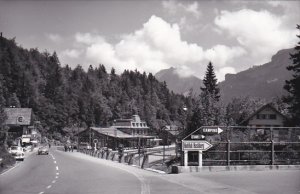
[182,140,212,151]
[191,135,205,139]
[202,127,223,134]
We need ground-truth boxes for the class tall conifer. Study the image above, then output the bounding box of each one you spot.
[284,25,300,126]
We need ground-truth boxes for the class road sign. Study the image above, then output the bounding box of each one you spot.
[202,127,223,134]
[182,140,213,151]
[93,139,98,144]
[191,134,205,139]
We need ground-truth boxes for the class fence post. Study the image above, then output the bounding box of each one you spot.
[271,140,275,165]
[227,140,230,166]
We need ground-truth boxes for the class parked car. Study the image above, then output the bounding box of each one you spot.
[8,146,25,161]
[38,146,49,155]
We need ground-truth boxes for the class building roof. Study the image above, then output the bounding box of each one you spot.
[90,127,154,139]
[4,108,32,126]
[162,125,180,136]
[240,104,288,125]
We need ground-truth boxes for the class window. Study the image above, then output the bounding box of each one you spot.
[269,114,277,120]
[256,114,266,119]
[132,123,136,127]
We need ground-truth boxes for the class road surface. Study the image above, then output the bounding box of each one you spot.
[0,147,299,194]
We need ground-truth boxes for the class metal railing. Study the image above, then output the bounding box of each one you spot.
[197,126,300,166]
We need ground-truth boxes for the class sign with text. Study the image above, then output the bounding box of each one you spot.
[191,134,205,139]
[202,127,223,134]
[182,140,213,151]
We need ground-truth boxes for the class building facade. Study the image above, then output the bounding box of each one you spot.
[241,104,287,127]
[78,115,155,150]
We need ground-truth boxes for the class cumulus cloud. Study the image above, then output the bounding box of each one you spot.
[46,33,62,43]
[204,45,246,67]
[61,49,82,59]
[216,67,236,82]
[162,1,201,19]
[215,9,297,64]
[68,15,247,81]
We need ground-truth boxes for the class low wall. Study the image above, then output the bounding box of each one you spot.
[172,165,300,173]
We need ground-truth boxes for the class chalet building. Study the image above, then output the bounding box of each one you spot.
[78,115,155,150]
[240,104,287,128]
[4,108,35,145]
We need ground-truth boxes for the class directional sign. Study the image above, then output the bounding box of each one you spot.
[191,134,205,140]
[182,140,213,151]
[202,127,223,134]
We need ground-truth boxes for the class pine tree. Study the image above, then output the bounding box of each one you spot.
[199,62,220,125]
[284,25,300,126]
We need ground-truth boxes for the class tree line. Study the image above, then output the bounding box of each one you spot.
[0,24,299,142]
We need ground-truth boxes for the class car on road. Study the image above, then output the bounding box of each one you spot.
[8,146,25,161]
[38,146,49,155]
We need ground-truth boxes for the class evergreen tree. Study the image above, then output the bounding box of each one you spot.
[284,25,300,126]
[199,62,220,125]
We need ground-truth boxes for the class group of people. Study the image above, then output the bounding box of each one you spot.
[64,144,74,152]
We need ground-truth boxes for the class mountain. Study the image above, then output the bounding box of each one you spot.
[219,48,294,103]
[155,67,202,96]
[155,48,294,103]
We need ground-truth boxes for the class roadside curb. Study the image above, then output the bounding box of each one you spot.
[174,165,300,173]
[144,168,166,174]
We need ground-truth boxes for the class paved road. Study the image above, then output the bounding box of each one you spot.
[1,147,299,194]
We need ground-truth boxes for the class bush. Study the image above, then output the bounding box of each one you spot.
[0,146,15,171]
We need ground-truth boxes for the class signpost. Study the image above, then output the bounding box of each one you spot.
[182,126,224,167]
[182,140,212,151]
[182,140,213,167]
[202,127,223,134]
[191,134,205,140]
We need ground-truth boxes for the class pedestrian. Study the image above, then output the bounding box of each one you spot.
[64,144,67,152]
[71,145,74,152]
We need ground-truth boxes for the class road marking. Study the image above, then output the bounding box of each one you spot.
[0,163,20,176]
[38,192,44,194]
[46,185,52,189]
[52,180,56,183]
[56,172,59,175]
[54,161,56,164]
[55,176,59,179]
[56,166,59,171]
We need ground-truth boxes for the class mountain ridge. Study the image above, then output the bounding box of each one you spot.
[155,48,294,102]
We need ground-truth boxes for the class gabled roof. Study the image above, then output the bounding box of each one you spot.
[162,125,180,136]
[4,108,32,125]
[240,103,288,125]
[78,127,154,139]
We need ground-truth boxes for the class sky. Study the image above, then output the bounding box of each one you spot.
[0,0,299,81]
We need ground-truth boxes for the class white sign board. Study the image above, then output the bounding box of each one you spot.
[182,140,213,151]
[202,127,223,134]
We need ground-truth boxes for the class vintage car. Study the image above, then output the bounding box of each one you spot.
[8,146,25,161]
[37,146,49,155]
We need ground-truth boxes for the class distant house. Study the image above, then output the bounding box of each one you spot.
[240,104,287,127]
[4,108,34,145]
[161,125,180,143]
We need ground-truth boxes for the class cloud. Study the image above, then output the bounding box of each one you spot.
[215,9,297,64]
[216,67,236,82]
[68,16,247,81]
[204,45,246,67]
[75,32,104,45]
[61,49,82,59]
[162,1,201,19]
[46,33,62,43]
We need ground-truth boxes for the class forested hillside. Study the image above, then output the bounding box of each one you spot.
[0,36,189,137]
